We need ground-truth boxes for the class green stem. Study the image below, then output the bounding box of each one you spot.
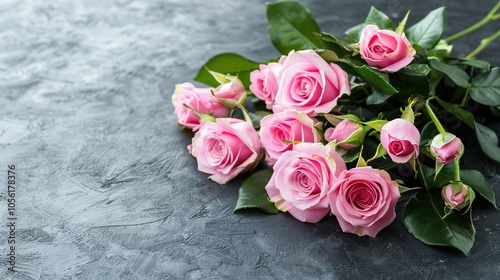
[425,99,447,135]
[460,85,471,107]
[444,1,500,42]
[453,159,461,182]
[464,28,500,59]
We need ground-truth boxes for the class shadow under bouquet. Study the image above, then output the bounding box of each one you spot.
[171,1,500,255]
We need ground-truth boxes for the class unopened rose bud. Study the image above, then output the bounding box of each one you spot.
[324,119,365,150]
[441,183,471,211]
[430,133,463,164]
[212,79,247,108]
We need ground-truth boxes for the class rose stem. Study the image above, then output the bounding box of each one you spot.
[425,99,447,135]
[464,28,500,59]
[443,1,500,43]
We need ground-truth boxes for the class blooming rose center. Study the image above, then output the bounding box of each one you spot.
[388,140,414,156]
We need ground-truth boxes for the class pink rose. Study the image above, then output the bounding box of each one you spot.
[430,133,463,164]
[265,143,346,223]
[441,184,472,211]
[259,109,322,166]
[273,50,350,116]
[249,60,284,109]
[359,24,416,73]
[213,79,246,105]
[190,118,262,184]
[380,118,420,163]
[328,166,400,237]
[324,119,365,150]
[172,83,229,131]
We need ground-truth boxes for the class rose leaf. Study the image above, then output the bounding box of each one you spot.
[402,191,475,256]
[234,169,279,214]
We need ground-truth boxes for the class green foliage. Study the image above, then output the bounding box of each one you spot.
[234,169,279,214]
[403,191,475,256]
[194,53,260,88]
[266,0,323,54]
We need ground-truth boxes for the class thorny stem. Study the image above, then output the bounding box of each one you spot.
[464,28,500,59]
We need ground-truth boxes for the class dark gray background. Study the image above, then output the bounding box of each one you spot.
[1,0,499,279]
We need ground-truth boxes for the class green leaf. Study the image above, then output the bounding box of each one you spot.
[402,191,475,256]
[266,0,323,55]
[390,67,431,98]
[459,60,491,71]
[363,119,388,132]
[460,169,497,208]
[364,6,394,30]
[475,122,500,162]
[366,90,391,105]
[435,97,475,129]
[194,53,260,88]
[429,57,469,88]
[340,57,398,95]
[341,147,361,163]
[319,32,353,56]
[403,64,431,76]
[234,169,279,214]
[345,23,364,42]
[470,67,500,106]
[406,7,446,49]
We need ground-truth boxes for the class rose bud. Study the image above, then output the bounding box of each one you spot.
[212,78,247,108]
[441,183,472,211]
[172,83,229,131]
[430,133,463,164]
[358,24,416,73]
[249,59,285,110]
[380,118,420,163]
[324,119,365,150]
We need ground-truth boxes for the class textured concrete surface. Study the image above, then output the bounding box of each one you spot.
[1,0,499,279]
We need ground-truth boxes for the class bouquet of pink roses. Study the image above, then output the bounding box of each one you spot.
[172,1,500,255]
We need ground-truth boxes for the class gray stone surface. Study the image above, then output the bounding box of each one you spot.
[1,0,499,279]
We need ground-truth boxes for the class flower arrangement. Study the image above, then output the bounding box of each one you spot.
[171,1,500,255]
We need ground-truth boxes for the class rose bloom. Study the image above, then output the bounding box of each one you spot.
[273,50,350,116]
[172,83,229,131]
[259,109,321,166]
[324,119,364,150]
[190,118,262,184]
[359,24,416,73]
[430,133,463,164]
[380,118,420,163]
[213,78,246,105]
[442,184,471,210]
[265,143,346,223]
[249,56,287,109]
[328,166,400,237]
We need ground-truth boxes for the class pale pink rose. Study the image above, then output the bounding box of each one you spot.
[430,133,463,164]
[213,79,246,105]
[265,143,347,223]
[359,24,416,73]
[259,109,321,166]
[324,119,364,150]
[328,166,400,237]
[249,62,283,109]
[273,50,350,116]
[441,184,471,210]
[172,83,229,131]
[190,118,262,184]
[380,118,420,163]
